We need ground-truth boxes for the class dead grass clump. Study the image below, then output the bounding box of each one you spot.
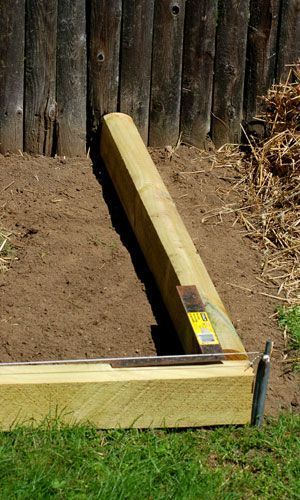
[239,64,300,303]
[0,229,16,272]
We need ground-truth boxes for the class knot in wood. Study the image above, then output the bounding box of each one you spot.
[97,51,105,62]
[171,3,180,16]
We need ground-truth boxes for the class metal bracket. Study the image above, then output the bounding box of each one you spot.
[177,285,224,358]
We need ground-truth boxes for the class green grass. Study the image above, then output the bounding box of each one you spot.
[278,306,300,371]
[278,306,300,350]
[0,414,299,499]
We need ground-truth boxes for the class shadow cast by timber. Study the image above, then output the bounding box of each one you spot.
[90,152,183,356]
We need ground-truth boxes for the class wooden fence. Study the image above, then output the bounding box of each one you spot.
[0,0,299,156]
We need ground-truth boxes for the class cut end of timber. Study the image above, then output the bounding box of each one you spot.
[104,112,134,122]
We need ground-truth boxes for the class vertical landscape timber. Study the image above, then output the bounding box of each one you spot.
[0,0,25,153]
[212,0,250,147]
[244,0,281,121]
[88,0,122,138]
[149,0,186,147]
[56,0,87,157]
[120,0,155,144]
[181,0,217,148]
[24,0,58,155]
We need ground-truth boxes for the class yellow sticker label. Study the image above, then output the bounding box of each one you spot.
[187,311,219,346]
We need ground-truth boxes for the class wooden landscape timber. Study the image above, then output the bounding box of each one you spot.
[100,113,247,357]
[0,361,253,430]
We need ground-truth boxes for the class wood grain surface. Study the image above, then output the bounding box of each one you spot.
[120,0,154,144]
[24,0,58,155]
[0,0,25,153]
[101,113,247,356]
[212,0,250,146]
[244,0,281,120]
[0,361,253,429]
[181,0,217,147]
[149,0,186,146]
[88,0,122,134]
[276,0,300,81]
[56,0,87,156]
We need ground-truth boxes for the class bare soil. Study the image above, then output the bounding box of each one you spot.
[0,147,298,415]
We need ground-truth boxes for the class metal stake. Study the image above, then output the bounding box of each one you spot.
[251,340,273,427]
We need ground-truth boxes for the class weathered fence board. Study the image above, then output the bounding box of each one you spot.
[276,0,300,81]
[56,0,87,157]
[120,0,154,144]
[149,0,186,146]
[88,0,122,135]
[181,0,217,147]
[212,0,250,147]
[24,0,57,155]
[0,0,25,154]
[0,0,298,155]
[244,0,281,121]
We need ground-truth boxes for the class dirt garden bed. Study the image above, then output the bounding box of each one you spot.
[0,147,298,415]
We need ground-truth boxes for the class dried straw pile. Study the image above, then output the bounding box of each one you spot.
[239,64,300,303]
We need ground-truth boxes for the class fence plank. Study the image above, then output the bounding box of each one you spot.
[120,0,154,144]
[149,0,186,147]
[24,0,57,155]
[244,0,281,121]
[181,0,217,148]
[212,0,250,147]
[0,0,25,154]
[276,0,300,81]
[56,0,87,157]
[88,0,122,135]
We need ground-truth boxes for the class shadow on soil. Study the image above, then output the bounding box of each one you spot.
[90,149,183,356]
